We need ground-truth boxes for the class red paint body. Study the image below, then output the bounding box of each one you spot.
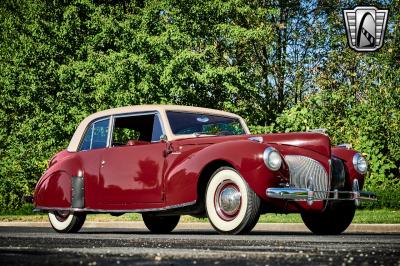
[34,130,365,214]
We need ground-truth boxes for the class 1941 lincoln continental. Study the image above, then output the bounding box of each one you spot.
[34,105,376,235]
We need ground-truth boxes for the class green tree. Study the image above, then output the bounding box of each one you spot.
[0,0,398,210]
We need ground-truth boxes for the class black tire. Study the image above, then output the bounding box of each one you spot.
[142,214,180,233]
[238,190,261,234]
[301,202,356,235]
[48,211,86,233]
[205,167,261,235]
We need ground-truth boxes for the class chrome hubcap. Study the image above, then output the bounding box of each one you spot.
[215,181,242,221]
[220,187,241,214]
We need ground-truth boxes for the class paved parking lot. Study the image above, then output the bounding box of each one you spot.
[0,225,399,265]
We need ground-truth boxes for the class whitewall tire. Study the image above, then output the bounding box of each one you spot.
[48,210,86,233]
[205,167,261,234]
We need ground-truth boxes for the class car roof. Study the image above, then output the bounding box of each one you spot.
[67,105,249,152]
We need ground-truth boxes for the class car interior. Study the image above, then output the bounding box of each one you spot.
[112,114,163,146]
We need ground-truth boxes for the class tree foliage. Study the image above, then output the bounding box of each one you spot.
[252,0,400,208]
[0,0,398,210]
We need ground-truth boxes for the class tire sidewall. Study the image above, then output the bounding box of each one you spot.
[301,202,356,235]
[48,211,74,232]
[142,214,180,233]
[205,167,249,233]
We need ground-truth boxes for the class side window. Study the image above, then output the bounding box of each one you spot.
[112,113,164,146]
[91,119,110,149]
[80,125,93,151]
[79,118,110,151]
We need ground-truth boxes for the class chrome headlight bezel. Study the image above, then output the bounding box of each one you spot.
[352,153,368,174]
[263,147,282,171]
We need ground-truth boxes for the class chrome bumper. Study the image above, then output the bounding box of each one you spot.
[266,179,376,206]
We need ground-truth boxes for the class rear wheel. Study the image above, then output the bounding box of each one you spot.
[301,202,356,235]
[142,214,180,233]
[205,167,261,235]
[48,210,86,233]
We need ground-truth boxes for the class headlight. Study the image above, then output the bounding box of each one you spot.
[352,153,368,174]
[263,147,282,171]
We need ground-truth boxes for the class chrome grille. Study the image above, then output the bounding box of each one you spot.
[284,155,329,199]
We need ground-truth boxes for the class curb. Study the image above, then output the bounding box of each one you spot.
[0,221,399,233]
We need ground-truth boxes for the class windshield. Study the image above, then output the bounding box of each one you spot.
[166,111,246,136]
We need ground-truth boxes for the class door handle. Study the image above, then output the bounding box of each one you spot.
[101,160,106,166]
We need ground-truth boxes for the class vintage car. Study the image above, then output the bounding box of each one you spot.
[34,105,376,235]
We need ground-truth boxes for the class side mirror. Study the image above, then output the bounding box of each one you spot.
[160,134,168,142]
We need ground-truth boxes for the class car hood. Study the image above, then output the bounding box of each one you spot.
[262,132,331,157]
[174,132,331,157]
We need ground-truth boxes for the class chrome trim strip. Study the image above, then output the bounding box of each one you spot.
[107,115,114,148]
[248,136,263,143]
[89,122,95,149]
[34,200,196,213]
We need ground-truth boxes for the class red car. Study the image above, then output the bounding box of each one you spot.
[34,105,375,235]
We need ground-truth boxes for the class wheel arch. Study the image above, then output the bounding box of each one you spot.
[195,160,234,214]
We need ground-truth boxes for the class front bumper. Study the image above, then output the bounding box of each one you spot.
[266,179,376,206]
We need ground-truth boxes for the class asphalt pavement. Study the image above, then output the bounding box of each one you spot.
[0,223,399,265]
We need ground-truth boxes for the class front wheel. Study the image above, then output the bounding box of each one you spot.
[205,167,261,235]
[48,210,86,233]
[142,214,180,233]
[301,202,356,235]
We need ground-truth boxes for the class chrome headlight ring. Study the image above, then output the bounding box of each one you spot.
[352,153,368,174]
[263,147,282,171]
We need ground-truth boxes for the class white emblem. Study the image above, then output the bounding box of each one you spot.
[343,6,389,52]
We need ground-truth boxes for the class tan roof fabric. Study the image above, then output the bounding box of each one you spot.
[67,105,250,152]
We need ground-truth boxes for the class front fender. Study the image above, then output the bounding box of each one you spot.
[165,140,280,205]
[332,147,366,189]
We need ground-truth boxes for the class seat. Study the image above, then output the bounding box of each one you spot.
[126,140,149,146]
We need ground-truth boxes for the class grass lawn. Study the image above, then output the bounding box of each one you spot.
[0,208,398,224]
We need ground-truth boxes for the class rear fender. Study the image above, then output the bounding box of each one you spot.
[34,152,84,209]
[34,171,72,208]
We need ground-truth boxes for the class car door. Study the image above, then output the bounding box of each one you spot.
[76,117,111,210]
[96,112,166,205]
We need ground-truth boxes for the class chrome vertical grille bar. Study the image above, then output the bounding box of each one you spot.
[284,155,329,199]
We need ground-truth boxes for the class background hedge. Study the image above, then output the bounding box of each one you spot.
[0,0,399,211]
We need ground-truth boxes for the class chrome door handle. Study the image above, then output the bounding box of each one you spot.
[101,160,106,166]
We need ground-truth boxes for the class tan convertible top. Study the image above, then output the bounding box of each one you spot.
[67,105,250,152]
